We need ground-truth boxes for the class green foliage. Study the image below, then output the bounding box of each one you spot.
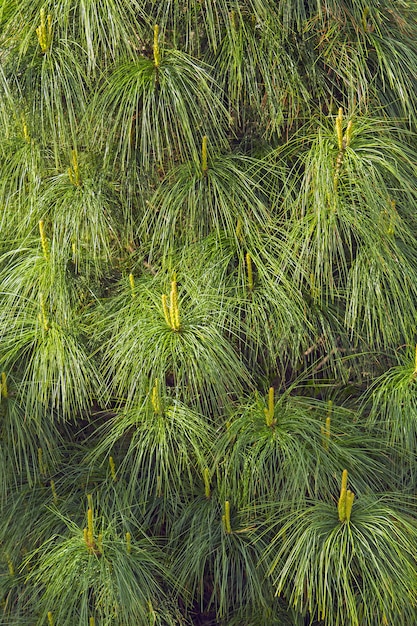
[25,508,177,626]
[1,0,417,624]
[263,494,417,625]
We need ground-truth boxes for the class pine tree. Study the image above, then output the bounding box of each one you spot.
[1,1,417,624]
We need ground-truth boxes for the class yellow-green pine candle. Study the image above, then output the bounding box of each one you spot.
[39,220,49,261]
[265,387,274,426]
[38,447,46,475]
[170,279,180,330]
[36,8,52,53]
[89,618,95,626]
[246,252,254,291]
[109,456,117,481]
[203,468,211,499]
[340,469,348,493]
[87,508,94,547]
[148,601,156,622]
[169,280,177,329]
[151,380,158,412]
[153,24,160,67]
[334,108,347,191]
[362,6,370,31]
[338,487,347,522]
[268,386,274,423]
[47,612,54,626]
[338,469,348,522]
[71,241,77,263]
[162,294,171,328]
[129,273,135,298]
[201,135,208,175]
[173,293,181,330]
[230,10,236,30]
[345,119,353,147]
[345,489,355,522]
[36,8,46,51]
[336,108,343,151]
[1,372,8,399]
[224,500,232,534]
[151,379,161,415]
[39,293,49,331]
[126,531,132,554]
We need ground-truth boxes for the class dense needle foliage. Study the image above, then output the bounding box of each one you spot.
[1,1,417,624]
